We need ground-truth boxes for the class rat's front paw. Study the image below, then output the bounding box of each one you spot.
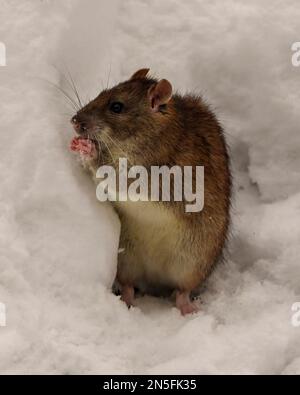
[70,137,97,160]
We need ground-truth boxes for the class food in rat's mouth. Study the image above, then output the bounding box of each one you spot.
[70,136,96,157]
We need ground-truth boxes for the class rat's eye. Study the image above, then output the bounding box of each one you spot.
[110,102,124,114]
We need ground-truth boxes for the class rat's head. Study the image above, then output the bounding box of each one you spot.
[71,68,173,163]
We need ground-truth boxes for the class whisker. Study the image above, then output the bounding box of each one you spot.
[103,140,117,166]
[50,64,84,110]
[42,78,79,111]
[102,130,133,166]
[90,133,104,167]
[60,112,75,117]
[106,62,112,89]
[92,128,116,166]
[65,66,83,109]
[49,64,81,111]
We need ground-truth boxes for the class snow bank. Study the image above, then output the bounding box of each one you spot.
[0,0,299,374]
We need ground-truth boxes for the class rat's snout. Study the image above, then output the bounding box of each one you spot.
[71,115,91,135]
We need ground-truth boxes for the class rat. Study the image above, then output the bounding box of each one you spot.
[70,68,231,315]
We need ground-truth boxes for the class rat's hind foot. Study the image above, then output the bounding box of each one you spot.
[120,285,135,308]
[176,290,199,316]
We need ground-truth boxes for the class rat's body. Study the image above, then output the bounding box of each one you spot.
[70,69,231,315]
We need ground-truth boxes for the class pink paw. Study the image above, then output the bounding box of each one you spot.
[176,291,200,316]
[70,137,97,158]
[120,285,135,308]
[178,301,199,316]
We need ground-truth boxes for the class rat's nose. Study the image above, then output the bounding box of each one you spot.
[71,116,88,134]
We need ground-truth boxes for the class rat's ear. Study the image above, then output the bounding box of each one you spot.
[148,79,172,112]
[130,68,150,80]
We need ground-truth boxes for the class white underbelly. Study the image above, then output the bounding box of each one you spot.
[115,201,182,283]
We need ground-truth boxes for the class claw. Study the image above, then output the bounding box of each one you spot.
[120,285,135,308]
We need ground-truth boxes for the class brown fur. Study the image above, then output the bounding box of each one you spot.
[73,69,231,295]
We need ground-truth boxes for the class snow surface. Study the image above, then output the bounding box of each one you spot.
[0,0,300,374]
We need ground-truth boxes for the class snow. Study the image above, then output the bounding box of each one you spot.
[0,0,300,374]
